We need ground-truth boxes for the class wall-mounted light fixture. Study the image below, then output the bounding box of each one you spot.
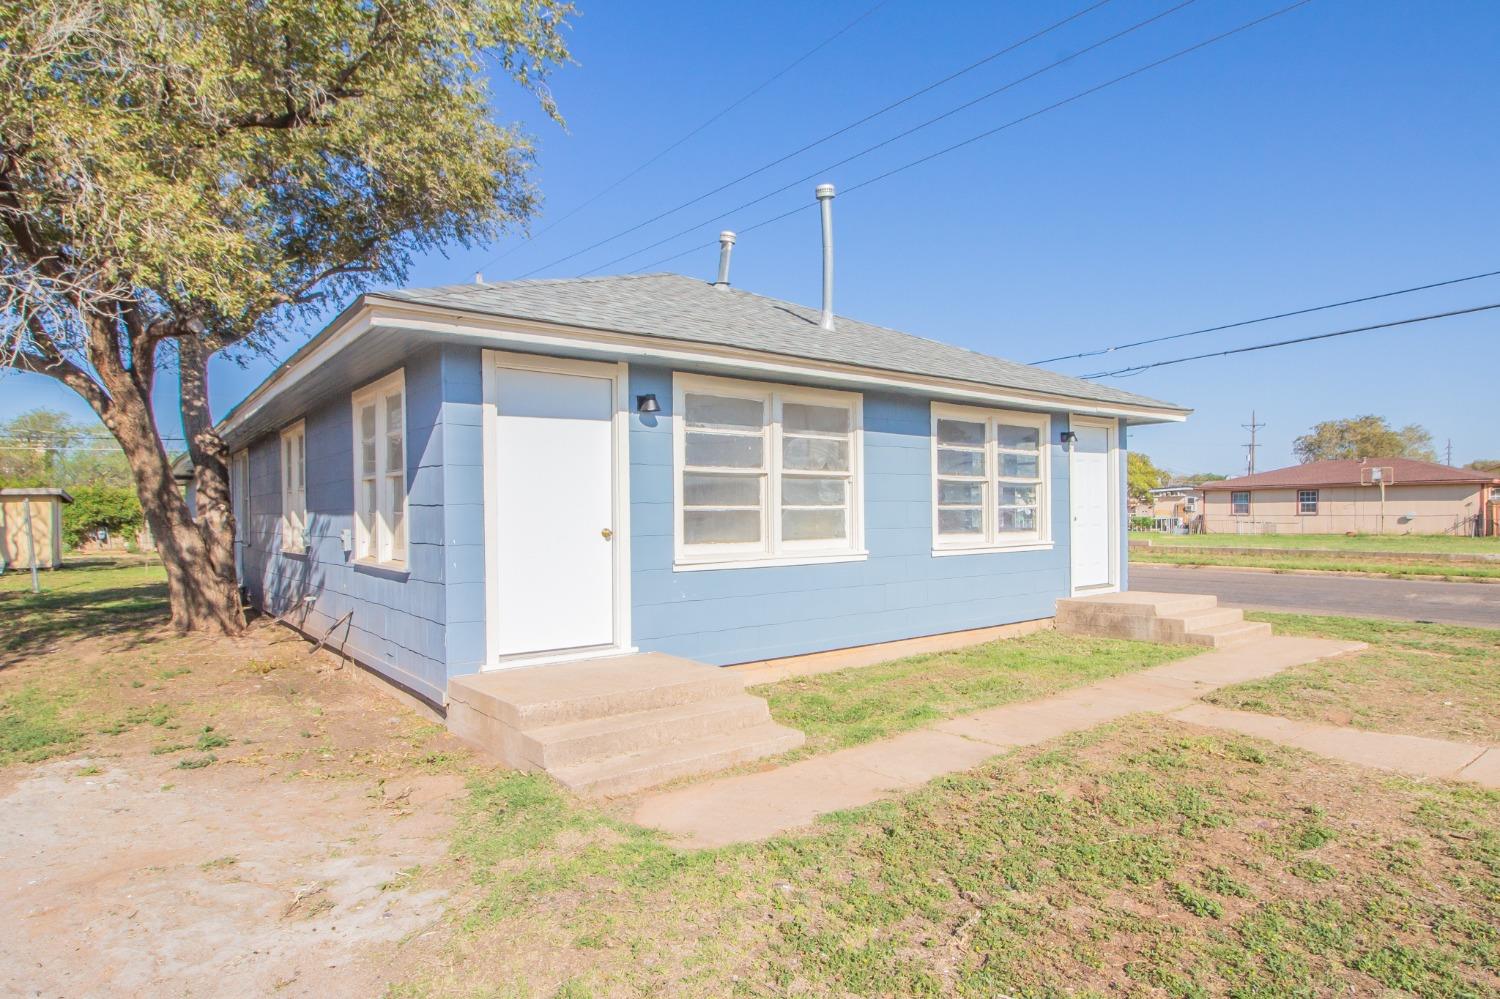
[636,393,661,414]
[1059,431,1078,444]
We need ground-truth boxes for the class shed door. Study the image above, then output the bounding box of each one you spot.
[1070,422,1115,590]
[493,365,616,657]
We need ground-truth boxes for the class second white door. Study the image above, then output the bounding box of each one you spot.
[1070,422,1114,591]
[493,364,616,658]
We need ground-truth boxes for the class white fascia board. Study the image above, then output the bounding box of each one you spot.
[218,298,1189,437]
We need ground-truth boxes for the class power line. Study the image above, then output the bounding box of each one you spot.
[1032,267,1500,364]
[502,0,1119,279]
[620,0,1313,277]
[1082,302,1500,378]
[472,0,894,275]
[572,0,1210,278]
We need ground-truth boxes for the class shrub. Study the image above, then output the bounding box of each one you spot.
[62,485,143,549]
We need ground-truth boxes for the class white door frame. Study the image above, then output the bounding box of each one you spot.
[1068,415,1121,595]
[480,349,633,669]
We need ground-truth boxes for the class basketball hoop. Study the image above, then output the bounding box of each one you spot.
[1359,466,1395,486]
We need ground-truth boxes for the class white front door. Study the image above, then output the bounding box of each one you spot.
[493,364,617,657]
[1070,421,1115,591]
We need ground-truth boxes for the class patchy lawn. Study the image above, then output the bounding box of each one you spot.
[754,630,1195,757]
[1135,532,1500,555]
[0,558,170,660]
[395,719,1500,998]
[1205,613,1500,744]
[1130,548,1500,580]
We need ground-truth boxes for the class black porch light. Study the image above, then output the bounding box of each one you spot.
[1060,430,1078,444]
[636,393,661,414]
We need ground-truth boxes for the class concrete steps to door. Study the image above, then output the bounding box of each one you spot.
[1056,591,1273,650]
[446,652,804,796]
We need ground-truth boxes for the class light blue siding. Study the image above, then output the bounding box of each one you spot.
[627,364,1083,666]
[239,344,486,705]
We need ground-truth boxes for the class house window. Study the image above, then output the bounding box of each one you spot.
[1231,491,1250,516]
[673,374,862,567]
[1298,489,1319,514]
[932,404,1050,551]
[352,370,407,566]
[279,422,307,553]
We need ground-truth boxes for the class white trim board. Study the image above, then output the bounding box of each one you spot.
[480,349,633,670]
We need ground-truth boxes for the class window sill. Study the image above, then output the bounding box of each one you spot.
[280,546,309,557]
[931,541,1054,557]
[673,550,868,572]
[352,557,409,578]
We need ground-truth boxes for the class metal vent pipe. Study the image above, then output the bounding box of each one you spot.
[714,231,736,288]
[816,184,835,331]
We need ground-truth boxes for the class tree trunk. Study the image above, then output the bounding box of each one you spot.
[178,336,245,631]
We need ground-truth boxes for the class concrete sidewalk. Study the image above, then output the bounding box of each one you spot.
[631,635,1364,848]
[1171,703,1500,788]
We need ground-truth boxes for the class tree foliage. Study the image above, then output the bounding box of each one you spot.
[0,407,132,487]
[1172,472,1228,486]
[1127,452,1170,504]
[1467,459,1500,474]
[61,485,143,549]
[1292,415,1436,464]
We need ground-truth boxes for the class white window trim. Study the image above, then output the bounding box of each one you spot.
[1298,489,1319,515]
[930,402,1052,554]
[351,369,408,569]
[672,372,866,570]
[278,421,307,554]
[1231,490,1251,516]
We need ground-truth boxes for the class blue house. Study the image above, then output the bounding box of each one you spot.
[215,261,1186,787]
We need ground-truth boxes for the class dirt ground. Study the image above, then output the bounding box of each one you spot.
[0,611,479,998]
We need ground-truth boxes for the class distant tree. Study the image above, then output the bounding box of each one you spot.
[1468,459,1500,473]
[1173,472,1228,486]
[1292,415,1436,464]
[1127,452,1170,504]
[0,408,132,488]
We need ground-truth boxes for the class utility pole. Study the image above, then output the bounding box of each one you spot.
[1446,439,1453,466]
[1241,410,1265,476]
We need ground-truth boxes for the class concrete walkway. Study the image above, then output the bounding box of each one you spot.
[631,635,1364,848]
[1171,703,1500,788]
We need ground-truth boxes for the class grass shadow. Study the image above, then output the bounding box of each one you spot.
[0,564,171,666]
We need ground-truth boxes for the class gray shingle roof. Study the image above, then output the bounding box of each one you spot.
[378,273,1184,414]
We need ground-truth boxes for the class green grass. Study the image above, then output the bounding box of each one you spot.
[0,560,169,656]
[754,630,1196,757]
[1206,613,1500,744]
[0,682,85,765]
[1131,548,1500,580]
[1136,532,1500,555]
[403,718,1500,998]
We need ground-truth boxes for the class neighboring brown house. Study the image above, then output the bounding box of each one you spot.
[0,487,73,569]
[1200,458,1500,536]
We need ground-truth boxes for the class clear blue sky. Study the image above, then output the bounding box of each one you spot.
[5,0,1497,475]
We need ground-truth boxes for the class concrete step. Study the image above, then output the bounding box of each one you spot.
[1057,591,1219,620]
[550,722,806,798]
[1153,606,1247,641]
[449,653,745,730]
[518,695,773,769]
[1183,620,1274,650]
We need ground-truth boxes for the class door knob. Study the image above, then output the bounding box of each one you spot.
[600,527,614,540]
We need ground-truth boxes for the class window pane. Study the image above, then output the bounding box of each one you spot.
[999,453,1039,478]
[937,448,985,476]
[358,482,376,556]
[683,473,761,507]
[999,485,1037,507]
[782,508,845,541]
[295,434,304,491]
[362,441,376,477]
[997,507,1038,533]
[360,404,377,443]
[684,509,761,544]
[782,477,845,506]
[996,424,1039,451]
[783,436,849,472]
[385,392,403,432]
[783,402,849,434]
[938,508,983,536]
[686,393,762,430]
[388,475,405,554]
[685,432,763,468]
[938,480,983,505]
[386,434,403,473]
[937,419,985,446]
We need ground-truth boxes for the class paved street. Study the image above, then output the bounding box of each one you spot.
[1129,564,1500,628]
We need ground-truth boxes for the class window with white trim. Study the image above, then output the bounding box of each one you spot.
[931,404,1050,550]
[1298,489,1318,514]
[352,370,407,566]
[674,374,862,566]
[279,421,307,553]
[1231,491,1251,516]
